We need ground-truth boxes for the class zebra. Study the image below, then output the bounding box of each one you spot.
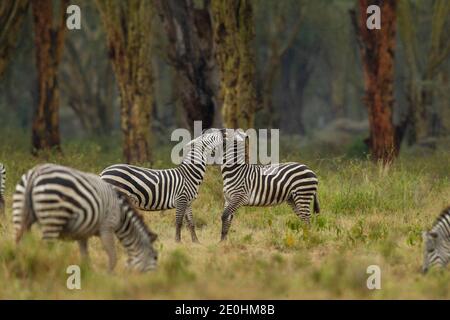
[219,129,320,241]
[100,129,225,243]
[422,206,450,273]
[0,163,5,215]
[12,164,158,272]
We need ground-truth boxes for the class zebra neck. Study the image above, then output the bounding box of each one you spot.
[181,147,207,165]
[115,210,150,257]
[179,162,207,186]
[222,142,246,171]
[432,209,450,235]
[180,148,207,183]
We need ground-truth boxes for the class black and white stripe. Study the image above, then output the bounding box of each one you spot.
[0,163,5,215]
[100,130,224,242]
[13,164,158,272]
[219,130,320,241]
[423,206,450,273]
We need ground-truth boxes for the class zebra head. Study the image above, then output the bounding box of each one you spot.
[422,230,447,273]
[183,128,225,165]
[116,194,158,272]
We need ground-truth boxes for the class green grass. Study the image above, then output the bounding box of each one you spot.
[0,130,449,299]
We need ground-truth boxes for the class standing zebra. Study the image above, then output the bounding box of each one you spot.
[219,130,320,241]
[100,130,224,243]
[422,206,450,273]
[0,163,5,215]
[13,164,158,272]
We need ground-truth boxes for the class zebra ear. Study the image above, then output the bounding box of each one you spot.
[235,129,247,142]
[116,190,131,206]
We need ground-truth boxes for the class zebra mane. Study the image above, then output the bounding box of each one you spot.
[182,130,224,164]
[116,191,157,242]
[432,206,450,229]
[186,128,225,148]
[222,130,247,166]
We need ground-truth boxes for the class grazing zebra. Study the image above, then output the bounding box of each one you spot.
[422,206,450,273]
[219,130,320,241]
[0,163,5,215]
[100,130,225,243]
[13,164,158,272]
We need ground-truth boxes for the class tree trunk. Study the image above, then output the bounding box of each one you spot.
[154,0,217,132]
[0,0,29,78]
[31,0,67,154]
[398,0,450,143]
[260,2,302,129]
[351,0,398,163]
[97,0,153,164]
[211,0,256,130]
[439,68,450,135]
[279,51,313,135]
[60,21,115,136]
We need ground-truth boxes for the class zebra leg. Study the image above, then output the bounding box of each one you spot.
[220,202,241,242]
[99,230,117,272]
[175,203,188,243]
[78,239,90,264]
[184,205,199,243]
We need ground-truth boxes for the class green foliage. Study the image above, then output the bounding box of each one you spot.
[162,249,196,283]
[345,136,370,159]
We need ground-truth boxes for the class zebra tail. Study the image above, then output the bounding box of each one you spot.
[313,193,320,214]
[16,169,38,244]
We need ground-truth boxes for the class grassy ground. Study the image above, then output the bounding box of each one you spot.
[0,130,449,299]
